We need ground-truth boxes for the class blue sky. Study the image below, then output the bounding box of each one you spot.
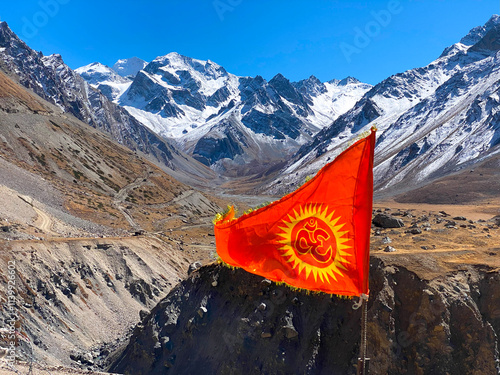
[0,0,498,85]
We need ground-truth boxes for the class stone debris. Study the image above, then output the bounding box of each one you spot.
[197,306,207,318]
[382,236,392,244]
[384,246,397,252]
[372,213,405,228]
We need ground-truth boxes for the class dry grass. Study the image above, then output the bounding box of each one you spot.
[0,71,49,113]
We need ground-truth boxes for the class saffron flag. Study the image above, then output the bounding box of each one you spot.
[214,129,376,296]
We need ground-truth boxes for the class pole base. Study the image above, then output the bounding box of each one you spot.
[356,358,370,375]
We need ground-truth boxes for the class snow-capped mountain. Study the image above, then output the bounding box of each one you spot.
[112,57,147,79]
[459,14,500,46]
[118,52,241,139]
[266,15,500,197]
[0,22,213,183]
[293,76,373,128]
[75,62,131,101]
[77,52,371,174]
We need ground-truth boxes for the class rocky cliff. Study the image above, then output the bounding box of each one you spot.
[109,256,500,375]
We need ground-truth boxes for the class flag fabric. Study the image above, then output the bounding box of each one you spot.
[214,129,376,296]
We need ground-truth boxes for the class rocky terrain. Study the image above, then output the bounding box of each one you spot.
[2,193,498,374]
[0,67,222,233]
[0,363,120,375]
[109,203,500,375]
[0,48,224,373]
[1,236,190,367]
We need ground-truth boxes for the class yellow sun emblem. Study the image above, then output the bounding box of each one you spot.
[277,204,352,283]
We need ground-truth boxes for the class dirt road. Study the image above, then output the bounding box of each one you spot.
[112,168,154,231]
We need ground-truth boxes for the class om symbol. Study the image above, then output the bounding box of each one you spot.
[292,217,335,265]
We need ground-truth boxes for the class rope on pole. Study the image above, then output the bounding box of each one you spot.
[354,293,369,375]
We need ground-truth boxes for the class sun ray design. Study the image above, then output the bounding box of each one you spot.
[277,203,352,284]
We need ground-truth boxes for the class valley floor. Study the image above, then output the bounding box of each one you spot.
[372,198,500,281]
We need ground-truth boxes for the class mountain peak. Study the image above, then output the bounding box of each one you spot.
[253,75,265,84]
[89,61,107,68]
[269,73,293,89]
[150,52,219,71]
[0,22,39,64]
[153,52,190,65]
[469,22,500,53]
[339,76,361,86]
[488,14,500,24]
[0,21,12,34]
[76,61,130,99]
[269,73,289,85]
[268,72,311,109]
[295,74,322,85]
[76,61,118,78]
[112,57,146,78]
[292,75,327,97]
[307,74,320,81]
[0,20,21,46]
[166,51,182,59]
[44,53,63,62]
[144,52,228,85]
[460,14,500,46]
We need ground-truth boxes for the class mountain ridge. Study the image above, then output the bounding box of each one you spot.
[261,14,500,199]
[0,21,215,187]
[76,51,371,176]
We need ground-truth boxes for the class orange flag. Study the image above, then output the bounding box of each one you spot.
[214,128,376,296]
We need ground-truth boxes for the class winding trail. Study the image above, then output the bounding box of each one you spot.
[18,194,57,236]
[113,167,153,231]
[33,205,54,234]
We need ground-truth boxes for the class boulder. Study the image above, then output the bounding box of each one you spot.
[372,213,404,228]
[188,261,202,275]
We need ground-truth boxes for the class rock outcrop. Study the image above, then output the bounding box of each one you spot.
[109,260,500,375]
[372,213,405,228]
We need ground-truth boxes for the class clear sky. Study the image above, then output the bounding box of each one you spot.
[0,0,498,85]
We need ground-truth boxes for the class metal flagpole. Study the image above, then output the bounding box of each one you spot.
[354,293,369,375]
